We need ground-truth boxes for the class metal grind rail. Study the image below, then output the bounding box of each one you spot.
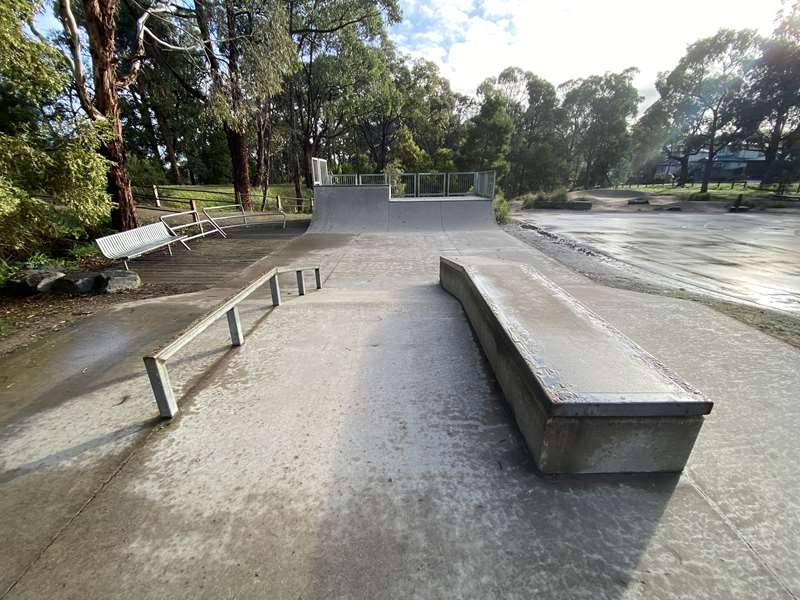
[144,265,322,418]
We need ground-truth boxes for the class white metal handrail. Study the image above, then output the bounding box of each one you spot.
[317,166,496,199]
[144,264,322,418]
[203,203,288,230]
[161,210,227,242]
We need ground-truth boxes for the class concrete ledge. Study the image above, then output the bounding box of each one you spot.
[439,255,712,474]
[531,199,592,210]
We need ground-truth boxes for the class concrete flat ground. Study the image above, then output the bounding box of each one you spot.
[516,211,800,313]
[2,227,798,599]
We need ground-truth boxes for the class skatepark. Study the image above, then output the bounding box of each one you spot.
[1,174,799,598]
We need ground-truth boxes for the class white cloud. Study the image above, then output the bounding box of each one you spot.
[393,0,783,109]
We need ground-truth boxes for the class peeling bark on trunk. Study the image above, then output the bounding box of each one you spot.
[82,0,138,230]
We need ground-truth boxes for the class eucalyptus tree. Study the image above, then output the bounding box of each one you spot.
[740,5,800,186]
[1,0,111,258]
[459,83,513,179]
[284,0,400,204]
[559,68,640,188]
[354,43,406,172]
[660,29,759,192]
[32,0,168,228]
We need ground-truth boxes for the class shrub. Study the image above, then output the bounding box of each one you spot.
[128,154,168,186]
[549,188,569,203]
[493,189,509,224]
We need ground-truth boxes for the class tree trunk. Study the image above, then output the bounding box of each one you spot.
[303,140,314,188]
[700,113,718,193]
[255,114,266,189]
[292,150,303,211]
[225,126,251,210]
[677,156,689,186]
[132,85,162,165]
[82,0,138,230]
[151,102,182,184]
[762,115,784,185]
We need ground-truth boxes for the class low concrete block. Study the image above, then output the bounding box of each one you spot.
[532,199,592,210]
[440,255,712,474]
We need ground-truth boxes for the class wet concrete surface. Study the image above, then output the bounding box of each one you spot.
[516,211,800,313]
[2,228,798,598]
[0,225,346,595]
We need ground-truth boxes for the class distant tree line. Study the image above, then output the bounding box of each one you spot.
[1,0,799,259]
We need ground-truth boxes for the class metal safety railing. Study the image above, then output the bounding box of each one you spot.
[317,167,496,199]
[144,265,322,418]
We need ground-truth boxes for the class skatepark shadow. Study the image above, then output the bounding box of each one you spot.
[301,283,680,599]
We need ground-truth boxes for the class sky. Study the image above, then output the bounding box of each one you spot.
[390,0,786,106]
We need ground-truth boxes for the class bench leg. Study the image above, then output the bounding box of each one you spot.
[227,306,244,346]
[296,270,306,296]
[123,259,129,270]
[270,274,281,306]
[314,267,322,289]
[168,244,173,256]
[144,357,178,418]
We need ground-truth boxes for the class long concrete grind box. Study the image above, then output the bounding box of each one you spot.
[440,255,713,474]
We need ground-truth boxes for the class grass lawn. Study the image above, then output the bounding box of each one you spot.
[618,181,800,200]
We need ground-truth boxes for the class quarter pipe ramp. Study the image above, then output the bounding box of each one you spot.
[310,185,496,233]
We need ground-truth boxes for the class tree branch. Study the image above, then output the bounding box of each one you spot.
[57,0,101,119]
[116,1,172,89]
[290,11,377,35]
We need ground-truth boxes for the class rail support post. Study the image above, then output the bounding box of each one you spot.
[314,267,322,290]
[296,270,306,296]
[227,306,244,346]
[270,274,281,306]
[144,356,178,418]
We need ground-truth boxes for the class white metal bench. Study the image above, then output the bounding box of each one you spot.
[95,222,190,270]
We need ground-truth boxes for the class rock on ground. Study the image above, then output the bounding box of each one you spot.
[99,269,141,293]
[51,272,101,294]
[8,266,65,295]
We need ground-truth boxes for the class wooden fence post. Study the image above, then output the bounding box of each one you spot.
[189,198,203,233]
[152,185,161,207]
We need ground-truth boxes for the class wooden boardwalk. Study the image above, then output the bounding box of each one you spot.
[130,218,310,291]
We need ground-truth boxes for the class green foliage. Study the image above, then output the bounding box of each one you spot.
[0,1,112,263]
[128,154,168,186]
[432,148,457,172]
[492,190,509,224]
[460,88,513,178]
[549,188,569,203]
[0,0,65,104]
[660,29,759,191]
[394,126,432,172]
[560,68,641,189]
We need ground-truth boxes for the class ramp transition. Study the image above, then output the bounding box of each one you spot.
[310,185,496,233]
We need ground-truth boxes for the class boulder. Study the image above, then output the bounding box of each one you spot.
[99,269,141,293]
[51,271,102,294]
[7,265,65,295]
